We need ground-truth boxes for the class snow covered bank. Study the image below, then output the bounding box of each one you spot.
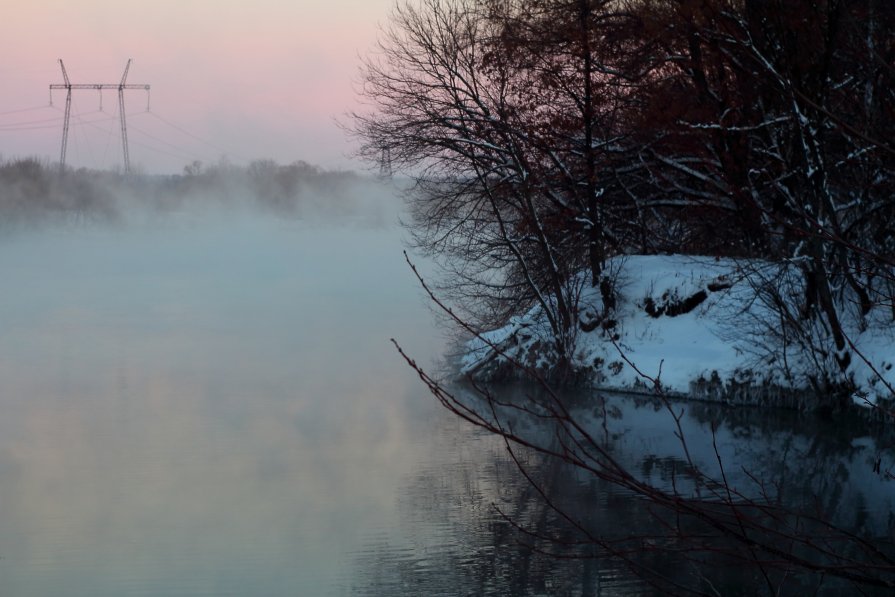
[461,255,895,413]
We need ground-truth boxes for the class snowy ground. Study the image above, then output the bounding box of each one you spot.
[461,255,895,412]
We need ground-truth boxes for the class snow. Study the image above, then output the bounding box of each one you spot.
[849,324,895,408]
[460,255,895,411]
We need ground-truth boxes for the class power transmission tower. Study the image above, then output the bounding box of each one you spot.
[379,146,393,178]
[50,59,150,173]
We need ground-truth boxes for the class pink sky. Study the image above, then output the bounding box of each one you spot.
[0,0,396,173]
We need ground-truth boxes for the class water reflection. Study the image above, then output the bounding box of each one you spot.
[350,417,614,596]
[352,384,895,595]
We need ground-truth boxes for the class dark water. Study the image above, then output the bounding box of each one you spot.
[0,195,891,595]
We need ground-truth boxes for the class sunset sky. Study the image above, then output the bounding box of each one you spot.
[0,0,396,173]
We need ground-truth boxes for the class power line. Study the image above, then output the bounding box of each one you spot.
[0,113,115,132]
[0,114,65,128]
[0,105,53,117]
[127,123,207,163]
[144,111,249,163]
[70,98,96,166]
[128,122,202,157]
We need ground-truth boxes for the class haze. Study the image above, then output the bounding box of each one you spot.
[0,0,395,174]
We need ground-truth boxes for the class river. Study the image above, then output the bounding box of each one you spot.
[0,187,891,595]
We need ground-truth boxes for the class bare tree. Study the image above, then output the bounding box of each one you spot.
[354,0,575,369]
[628,0,895,398]
[354,1,895,591]
[394,256,895,594]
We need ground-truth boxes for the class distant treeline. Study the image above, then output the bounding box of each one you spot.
[0,156,367,224]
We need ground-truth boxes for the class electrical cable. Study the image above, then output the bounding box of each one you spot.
[144,111,249,162]
[69,98,95,166]
[127,120,208,158]
[0,114,117,132]
[0,115,65,128]
[0,105,52,117]
[123,112,210,163]
[127,133,204,163]
[100,110,117,165]
[2,91,247,172]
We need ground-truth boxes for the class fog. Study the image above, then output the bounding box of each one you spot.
[0,163,450,595]
[1,166,891,595]
[0,157,402,231]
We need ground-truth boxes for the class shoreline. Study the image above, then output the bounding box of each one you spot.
[459,255,895,421]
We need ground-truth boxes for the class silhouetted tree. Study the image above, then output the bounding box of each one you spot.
[355,0,895,594]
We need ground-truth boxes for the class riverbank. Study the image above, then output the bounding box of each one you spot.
[460,255,895,415]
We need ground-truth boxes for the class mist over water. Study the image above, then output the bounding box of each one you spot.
[0,174,891,595]
[0,179,449,596]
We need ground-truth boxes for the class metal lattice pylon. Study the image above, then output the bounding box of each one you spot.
[50,59,150,173]
[379,146,393,178]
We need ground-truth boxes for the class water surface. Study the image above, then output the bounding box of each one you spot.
[0,194,891,595]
